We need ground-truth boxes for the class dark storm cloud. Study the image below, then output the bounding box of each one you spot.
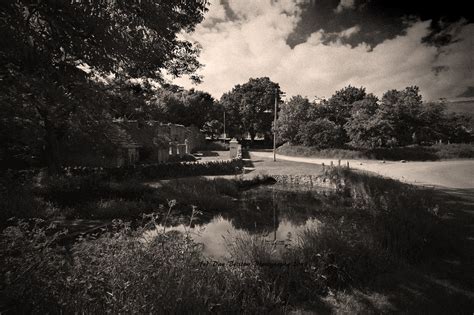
[221,0,239,21]
[287,0,474,48]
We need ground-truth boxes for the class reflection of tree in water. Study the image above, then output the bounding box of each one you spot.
[221,186,327,234]
[221,196,279,234]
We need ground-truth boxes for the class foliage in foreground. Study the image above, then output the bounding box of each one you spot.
[1,168,462,313]
[0,219,286,314]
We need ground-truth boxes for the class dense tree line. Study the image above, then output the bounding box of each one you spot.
[276,86,471,149]
[147,85,223,136]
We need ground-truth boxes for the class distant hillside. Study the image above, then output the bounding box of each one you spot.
[445,98,474,116]
[444,98,474,129]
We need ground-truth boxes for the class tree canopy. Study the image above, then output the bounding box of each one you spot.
[0,0,209,171]
[148,87,221,131]
[220,77,282,141]
[275,95,318,145]
[276,85,471,149]
[275,95,344,148]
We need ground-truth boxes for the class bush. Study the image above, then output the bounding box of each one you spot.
[131,158,244,180]
[197,140,229,151]
[0,171,44,224]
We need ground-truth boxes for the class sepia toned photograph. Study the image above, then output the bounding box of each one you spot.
[1,0,473,313]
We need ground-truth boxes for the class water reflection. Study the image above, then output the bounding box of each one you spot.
[145,184,333,259]
[145,216,321,259]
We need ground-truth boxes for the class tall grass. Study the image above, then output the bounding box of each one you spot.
[329,168,457,262]
[0,216,289,313]
[0,166,465,313]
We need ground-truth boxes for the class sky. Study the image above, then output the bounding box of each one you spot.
[171,0,474,101]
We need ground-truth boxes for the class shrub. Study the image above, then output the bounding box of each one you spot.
[197,140,229,151]
[101,158,244,181]
[0,171,44,224]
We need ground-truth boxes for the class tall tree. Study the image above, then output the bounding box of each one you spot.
[220,77,282,142]
[321,85,367,144]
[378,86,424,146]
[275,95,318,144]
[344,95,397,148]
[0,0,208,172]
[323,85,367,125]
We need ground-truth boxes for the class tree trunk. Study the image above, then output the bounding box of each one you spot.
[44,119,61,175]
[249,130,256,146]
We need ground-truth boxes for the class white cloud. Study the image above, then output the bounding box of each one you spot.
[339,25,360,38]
[172,1,474,101]
[335,0,355,13]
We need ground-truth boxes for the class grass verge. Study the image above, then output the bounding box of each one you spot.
[277,143,474,161]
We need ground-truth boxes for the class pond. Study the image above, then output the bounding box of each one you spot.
[144,184,338,260]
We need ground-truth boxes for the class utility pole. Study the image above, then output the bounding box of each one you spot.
[223,110,226,141]
[273,88,277,162]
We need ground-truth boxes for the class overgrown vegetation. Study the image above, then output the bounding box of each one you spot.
[0,171,274,225]
[2,167,468,313]
[0,218,289,313]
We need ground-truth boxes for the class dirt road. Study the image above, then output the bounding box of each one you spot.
[250,151,474,189]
